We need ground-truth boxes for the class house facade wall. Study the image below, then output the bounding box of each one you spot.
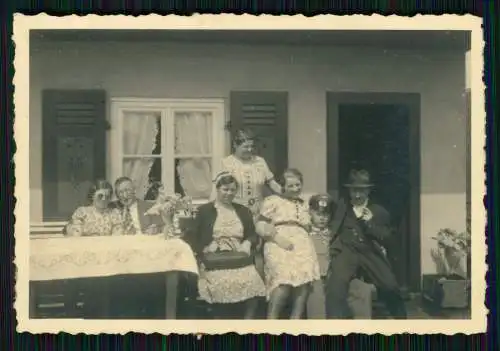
[29,40,467,275]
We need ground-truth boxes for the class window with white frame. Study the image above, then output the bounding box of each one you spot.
[110,98,226,203]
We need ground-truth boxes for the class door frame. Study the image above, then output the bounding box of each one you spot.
[326,91,421,292]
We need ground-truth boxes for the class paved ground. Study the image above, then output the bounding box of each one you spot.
[174,295,471,320]
[34,275,471,320]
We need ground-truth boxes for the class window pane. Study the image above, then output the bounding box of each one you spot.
[122,111,161,155]
[174,111,213,156]
[123,157,162,201]
[175,157,212,199]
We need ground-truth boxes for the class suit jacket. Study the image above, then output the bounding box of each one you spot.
[329,198,392,255]
[184,201,259,256]
[109,199,164,233]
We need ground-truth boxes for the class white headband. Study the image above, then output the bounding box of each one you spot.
[213,171,233,185]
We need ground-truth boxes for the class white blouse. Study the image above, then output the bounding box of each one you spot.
[219,155,274,212]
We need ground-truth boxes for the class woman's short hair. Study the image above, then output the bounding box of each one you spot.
[214,172,239,189]
[87,179,113,205]
[278,168,304,188]
[232,128,257,147]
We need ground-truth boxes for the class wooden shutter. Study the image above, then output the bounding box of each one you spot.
[229,91,288,178]
[42,90,107,221]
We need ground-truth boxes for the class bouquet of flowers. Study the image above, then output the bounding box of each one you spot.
[144,185,195,238]
[430,228,470,279]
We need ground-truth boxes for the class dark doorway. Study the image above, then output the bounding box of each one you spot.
[327,92,421,292]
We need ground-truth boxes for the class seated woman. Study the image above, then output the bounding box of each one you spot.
[65,179,122,237]
[255,169,320,319]
[188,171,266,319]
[62,179,122,318]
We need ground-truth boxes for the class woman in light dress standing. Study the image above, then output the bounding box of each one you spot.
[218,129,282,218]
[255,169,320,319]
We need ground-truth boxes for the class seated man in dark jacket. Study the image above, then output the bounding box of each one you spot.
[109,176,164,235]
[325,169,407,319]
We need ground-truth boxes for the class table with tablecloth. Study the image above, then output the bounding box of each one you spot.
[29,235,199,318]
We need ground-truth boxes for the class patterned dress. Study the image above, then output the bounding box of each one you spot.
[220,155,275,216]
[198,203,266,304]
[67,206,122,236]
[260,195,320,299]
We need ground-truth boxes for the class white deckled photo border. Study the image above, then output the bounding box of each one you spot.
[13,13,486,335]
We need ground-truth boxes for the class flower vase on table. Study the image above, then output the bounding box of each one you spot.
[144,189,196,240]
[423,228,471,314]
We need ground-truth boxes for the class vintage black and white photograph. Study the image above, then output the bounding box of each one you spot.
[14,14,485,335]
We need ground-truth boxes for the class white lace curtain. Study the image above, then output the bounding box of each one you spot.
[121,110,213,200]
[175,111,213,199]
[122,112,159,200]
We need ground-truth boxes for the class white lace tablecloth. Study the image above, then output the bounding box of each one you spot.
[30,235,199,281]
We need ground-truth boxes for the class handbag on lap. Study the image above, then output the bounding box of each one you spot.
[201,237,254,271]
[201,251,255,271]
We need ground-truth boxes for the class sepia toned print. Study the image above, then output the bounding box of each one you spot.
[14,14,485,335]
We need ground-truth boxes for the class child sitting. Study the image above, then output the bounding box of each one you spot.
[306,194,376,319]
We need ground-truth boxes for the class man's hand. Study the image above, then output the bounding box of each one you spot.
[361,207,373,222]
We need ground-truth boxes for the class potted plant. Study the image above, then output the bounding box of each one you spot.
[144,186,196,239]
[422,228,471,310]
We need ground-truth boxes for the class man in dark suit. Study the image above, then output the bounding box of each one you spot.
[109,176,164,235]
[325,169,407,319]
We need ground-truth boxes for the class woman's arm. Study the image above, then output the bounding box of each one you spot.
[185,204,214,255]
[256,219,294,251]
[255,196,277,240]
[239,205,259,246]
[267,179,282,194]
[255,220,277,241]
[259,157,282,194]
[66,207,86,237]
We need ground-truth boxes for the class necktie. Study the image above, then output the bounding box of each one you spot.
[122,206,136,235]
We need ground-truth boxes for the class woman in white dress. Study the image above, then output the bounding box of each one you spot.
[256,169,320,319]
[218,129,282,217]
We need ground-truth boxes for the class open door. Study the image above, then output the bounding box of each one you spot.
[327,92,421,292]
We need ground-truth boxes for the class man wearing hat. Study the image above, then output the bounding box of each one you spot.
[325,169,407,319]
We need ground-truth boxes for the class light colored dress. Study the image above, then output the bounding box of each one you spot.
[220,155,275,216]
[260,195,320,299]
[67,206,122,236]
[198,203,266,304]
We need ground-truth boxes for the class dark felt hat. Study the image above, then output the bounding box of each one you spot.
[309,194,334,213]
[343,169,374,188]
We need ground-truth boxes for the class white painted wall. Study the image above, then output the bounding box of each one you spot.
[29,40,467,275]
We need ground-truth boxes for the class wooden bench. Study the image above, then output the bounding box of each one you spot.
[30,221,66,238]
